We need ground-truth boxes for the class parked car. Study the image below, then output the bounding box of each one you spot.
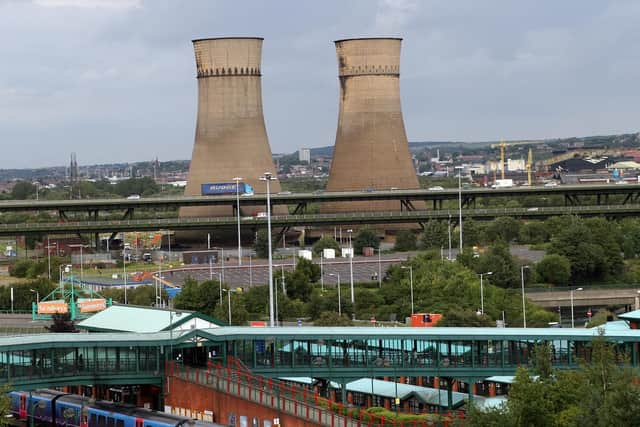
[428,186,444,191]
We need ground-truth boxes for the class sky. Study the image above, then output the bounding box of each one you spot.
[1,0,639,169]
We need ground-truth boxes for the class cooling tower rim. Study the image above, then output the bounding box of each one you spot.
[334,37,402,43]
[192,37,264,43]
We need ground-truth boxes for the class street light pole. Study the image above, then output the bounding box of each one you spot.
[233,177,243,266]
[571,287,583,328]
[330,273,341,316]
[401,266,414,315]
[456,166,463,252]
[376,248,382,288]
[347,229,354,305]
[479,272,493,315]
[123,251,127,304]
[259,172,277,327]
[521,265,529,327]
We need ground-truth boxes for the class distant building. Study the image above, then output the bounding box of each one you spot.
[299,148,311,163]
[507,158,526,171]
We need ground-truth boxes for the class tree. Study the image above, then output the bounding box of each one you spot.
[475,244,519,288]
[419,220,447,249]
[312,235,340,255]
[254,229,273,258]
[353,227,379,254]
[0,384,10,427]
[484,217,520,243]
[10,180,36,199]
[313,311,353,326]
[394,230,417,251]
[535,254,571,286]
[518,221,550,244]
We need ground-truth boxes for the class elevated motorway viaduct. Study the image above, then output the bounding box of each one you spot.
[527,287,640,309]
[2,204,640,236]
[1,184,640,216]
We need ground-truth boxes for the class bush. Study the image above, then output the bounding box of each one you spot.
[394,230,417,251]
[535,254,571,286]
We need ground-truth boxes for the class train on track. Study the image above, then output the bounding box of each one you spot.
[8,389,224,427]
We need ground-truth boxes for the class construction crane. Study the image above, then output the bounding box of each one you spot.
[527,148,533,186]
[491,141,544,183]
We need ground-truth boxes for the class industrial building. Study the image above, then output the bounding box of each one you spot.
[180,37,284,225]
[322,38,421,215]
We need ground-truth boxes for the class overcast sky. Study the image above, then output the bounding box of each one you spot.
[1,0,639,169]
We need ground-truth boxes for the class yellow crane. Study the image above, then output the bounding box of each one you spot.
[490,141,540,183]
[527,148,533,186]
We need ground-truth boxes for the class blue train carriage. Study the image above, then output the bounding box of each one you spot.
[9,389,68,424]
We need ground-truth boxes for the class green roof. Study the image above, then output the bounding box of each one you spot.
[77,305,224,333]
[618,310,640,321]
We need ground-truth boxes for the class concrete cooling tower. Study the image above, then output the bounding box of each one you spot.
[180,37,283,223]
[323,38,421,214]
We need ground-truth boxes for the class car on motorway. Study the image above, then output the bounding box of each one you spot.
[527,207,539,211]
[544,182,558,187]
[428,186,444,191]
[313,189,324,194]
[277,191,292,195]
[126,194,141,199]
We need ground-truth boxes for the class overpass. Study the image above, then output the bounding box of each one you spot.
[1,204,640,236]
[2,326,639,390]
[527,287,640,308]
[1,184,640,215]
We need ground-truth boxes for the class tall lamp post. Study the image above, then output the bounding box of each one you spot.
[233,177,243,265]
[401,266,414,315]
[570,287,583,328]
[479,271,493,315]
[329,272,341,316]
[46,237,56,280]
[375,248,382,288]
[123,250,128,304]
[222,289,236,325]
[259,172,277,327]
[521,265,529,327]
[455,166,464,252]
[347,229,354,305]
[69,244,87,288]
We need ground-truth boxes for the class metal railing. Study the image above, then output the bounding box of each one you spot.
[167,362,463,427]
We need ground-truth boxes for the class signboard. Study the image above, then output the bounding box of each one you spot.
[78,298,107,313]
[37,300,68,314]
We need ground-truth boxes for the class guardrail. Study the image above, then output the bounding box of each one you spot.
[2,204,640,235]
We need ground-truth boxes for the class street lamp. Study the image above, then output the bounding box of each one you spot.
[401,266,414,315]
[570,287,583,328]
[259,171,277,327]
[233,177,243,266]
[69,244,87,288]
[222,289,236,325]
[479,272,493,315]
[169,311,182,360]
[455,166,464,252]
[347,229,354,305]
[329,272,341,316]
[521,265,530,327]
[375,248,382,288]
[123,250,128,304]
[45,237,56,280]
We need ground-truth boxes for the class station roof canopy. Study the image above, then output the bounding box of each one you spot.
[77,305,224,333]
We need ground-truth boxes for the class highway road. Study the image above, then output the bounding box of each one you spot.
[0,183,639,213]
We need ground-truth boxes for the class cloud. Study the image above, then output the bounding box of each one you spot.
[33,0,141,9]
[375,0,419,34]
